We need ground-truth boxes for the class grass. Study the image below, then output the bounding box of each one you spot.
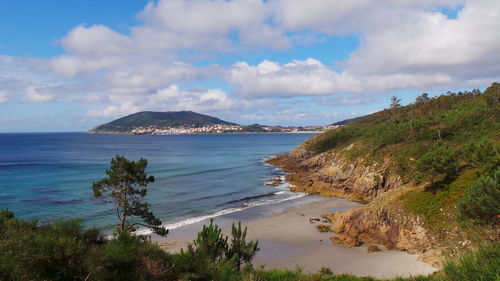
[402,169,478,225]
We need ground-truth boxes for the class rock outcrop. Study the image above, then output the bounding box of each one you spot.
[323,185,444,266]
[268,143,403,202]
[268,142,444,266]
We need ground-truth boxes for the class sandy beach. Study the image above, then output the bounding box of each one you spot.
[155,196,438,279]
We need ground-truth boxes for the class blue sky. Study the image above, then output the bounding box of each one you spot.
[1,0,499,132]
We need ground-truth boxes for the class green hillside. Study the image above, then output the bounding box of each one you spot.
[305,82,499,230]
[88,111,237,133]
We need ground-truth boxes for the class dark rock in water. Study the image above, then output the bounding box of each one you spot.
[265,181,283,187]
[265,175,284,187]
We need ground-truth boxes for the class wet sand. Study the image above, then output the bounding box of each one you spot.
[155,196,438,279]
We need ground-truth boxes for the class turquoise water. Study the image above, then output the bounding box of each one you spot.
[0,133,315,231]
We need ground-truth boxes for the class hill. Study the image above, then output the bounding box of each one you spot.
[331,115,367,125]
[268,82,500,265]
[88,111,238,133]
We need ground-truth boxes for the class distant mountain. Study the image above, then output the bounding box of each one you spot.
[88,111,237,133]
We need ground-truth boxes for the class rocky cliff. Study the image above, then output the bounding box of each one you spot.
[268,143,403,202]
[268,141,447,266]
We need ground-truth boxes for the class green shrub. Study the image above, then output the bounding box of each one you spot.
[226,222,260,270]
[417,141,458,183]
[461,139,497,167]
[0,210,172,281]
[186,219,229,263]
[0,215,88,281]
[457,168,500,225]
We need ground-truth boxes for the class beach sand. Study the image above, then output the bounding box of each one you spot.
[155,196,438,279]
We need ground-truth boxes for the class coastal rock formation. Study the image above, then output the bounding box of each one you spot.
[323,185,443,266]
[268,143,402,202]
[268,143,443,266]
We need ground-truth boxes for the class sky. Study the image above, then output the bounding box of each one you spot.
[1,0,500,132]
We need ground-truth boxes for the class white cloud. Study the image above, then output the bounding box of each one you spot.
[60,25,133,57]
[106,62,214,95]
[228,58,455,98]
[23,86,56,103]
[344,2,500,76]
[228,59,344,97]
[46,0,500,103]
[0,91,9,103]
[86,85,238,118]
[226,0,500,98]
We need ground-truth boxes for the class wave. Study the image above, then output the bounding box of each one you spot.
[167,165,247,178]
[0,162,42,168]
[135,192,308,235]
[225,192,277,204]
[193,190,243,202]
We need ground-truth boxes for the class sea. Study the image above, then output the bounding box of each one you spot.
[0,133,316,233]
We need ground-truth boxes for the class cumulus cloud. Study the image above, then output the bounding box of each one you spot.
[50,0,499,100]
[23,86,56,103]
[86,85,238,118]
[228,58,455,98]
[228,59,350,97]
[345,2,500,76]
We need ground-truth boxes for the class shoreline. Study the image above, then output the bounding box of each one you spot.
[85,131,324,135]
[153,195,438,279]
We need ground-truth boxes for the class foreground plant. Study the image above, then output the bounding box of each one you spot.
[226,221,260,270]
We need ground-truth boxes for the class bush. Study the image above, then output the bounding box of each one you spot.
[417,141,458,183]
[225,222,260,270]
[173,220,259,280]
[185,219,228,263]
[462,139,497,167]
[0,215,88,281]
[0,210,173,281]
[89,231,172,281]
[457,168,500,225]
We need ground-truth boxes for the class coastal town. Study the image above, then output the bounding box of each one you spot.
[130,124,341,135]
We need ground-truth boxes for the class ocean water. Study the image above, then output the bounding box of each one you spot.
[0,133,315,232]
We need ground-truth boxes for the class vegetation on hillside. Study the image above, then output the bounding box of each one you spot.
[303,82,499,243]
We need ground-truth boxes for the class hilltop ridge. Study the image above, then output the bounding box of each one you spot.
[88,111,237,133]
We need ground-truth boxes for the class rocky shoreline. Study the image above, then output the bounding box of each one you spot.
[266,144,446,267]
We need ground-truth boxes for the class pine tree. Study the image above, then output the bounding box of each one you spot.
[390,96,401,109]
[225,222,260,270]
[458,168,500,225]
[418,141,458,184]
[92,155,168,236]
[462,139,497,167]
[186,219,228,263]
[416,93,430,104]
